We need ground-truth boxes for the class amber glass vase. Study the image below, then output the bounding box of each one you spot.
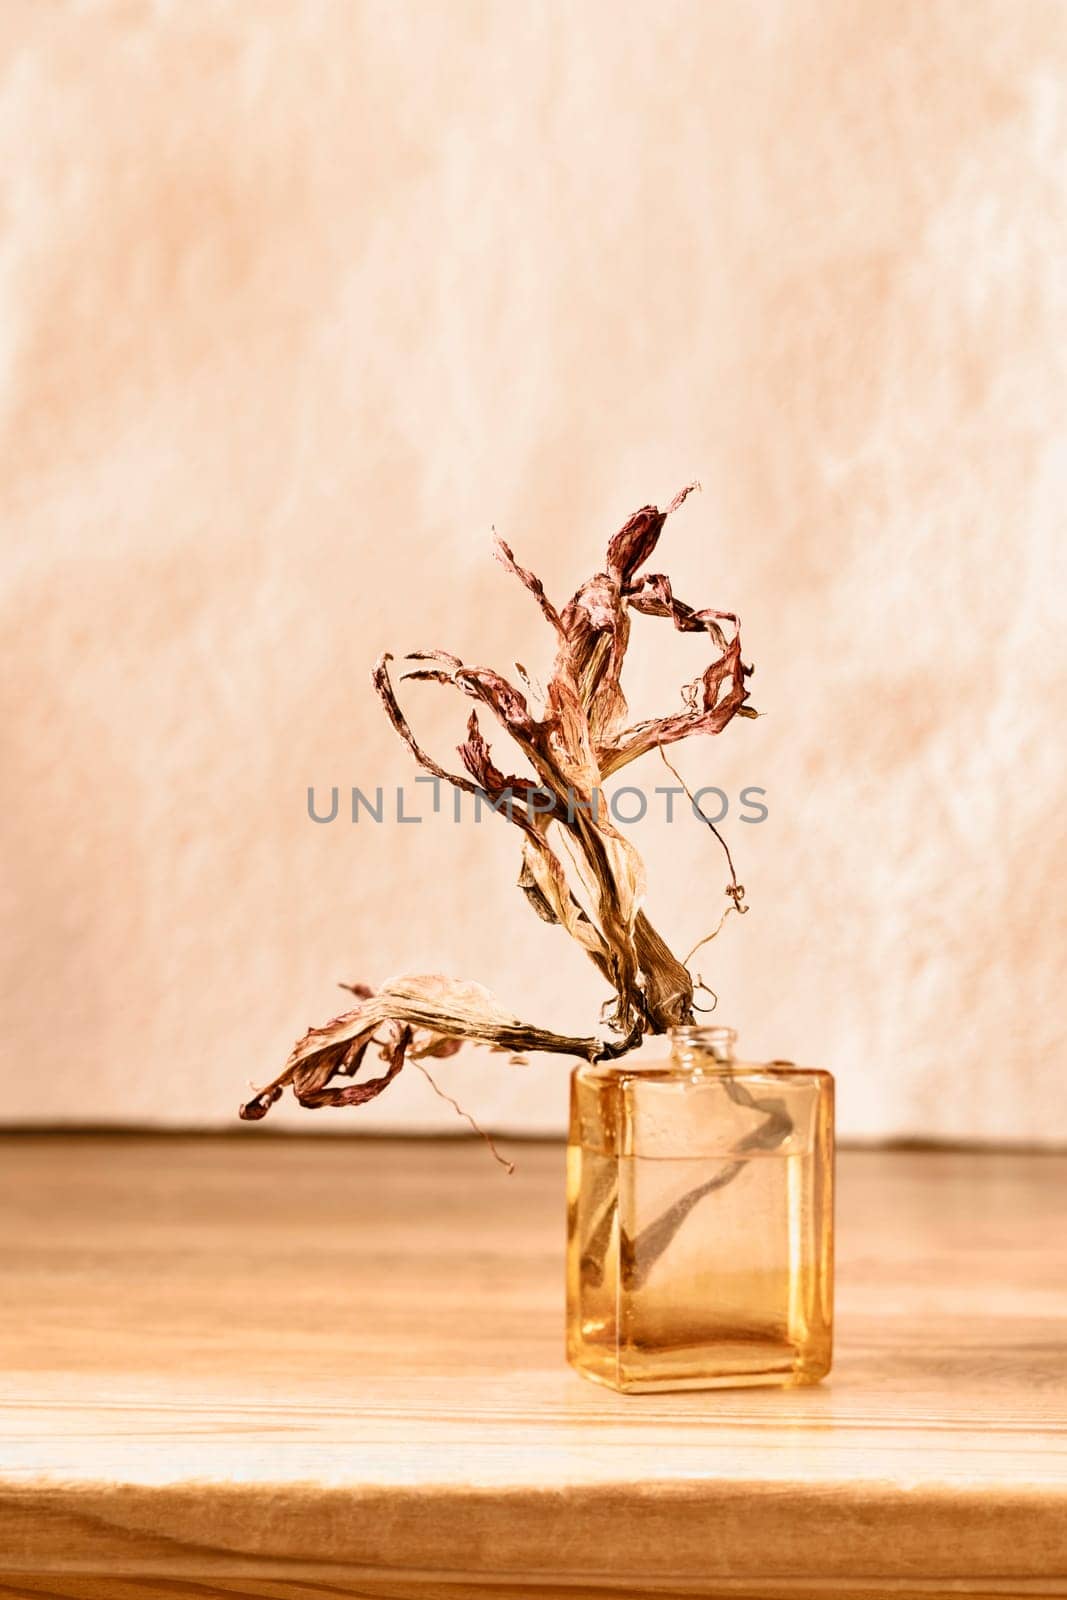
[566,1025,833,1393]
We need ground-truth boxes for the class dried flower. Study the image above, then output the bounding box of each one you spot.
[240,487,754,1123]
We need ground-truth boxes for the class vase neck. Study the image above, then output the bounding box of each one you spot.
[669,1024,737,1068]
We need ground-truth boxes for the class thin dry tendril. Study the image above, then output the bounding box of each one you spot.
[413,1059,515,1174]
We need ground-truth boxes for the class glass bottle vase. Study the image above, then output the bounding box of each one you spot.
[566,1025,833,1392]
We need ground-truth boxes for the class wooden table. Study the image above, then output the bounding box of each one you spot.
[0,1136,1064,1598]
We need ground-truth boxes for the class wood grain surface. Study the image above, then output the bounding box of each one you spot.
[0,1136,1064,1599]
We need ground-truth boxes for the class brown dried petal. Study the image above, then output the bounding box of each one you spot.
[457,709,538,799]
[601,636,750,775]
[492,533,563,633]
[624,570,732,650]
[605,483,697,581]
[241,976,608,1121]
[296,1026,410,1110]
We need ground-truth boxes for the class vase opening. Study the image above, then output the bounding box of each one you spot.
[669,1024,737,1066]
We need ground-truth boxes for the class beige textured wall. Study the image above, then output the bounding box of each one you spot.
[2,1,1065,1140]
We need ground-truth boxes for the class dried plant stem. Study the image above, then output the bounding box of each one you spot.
[620,1161,745,1290]
[611,1077,793,1289]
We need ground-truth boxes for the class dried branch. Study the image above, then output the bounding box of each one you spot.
[242,488,755,1121]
